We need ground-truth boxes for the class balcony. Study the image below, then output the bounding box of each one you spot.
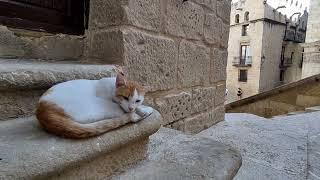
[233,56,252,67]
[279,57,292,68]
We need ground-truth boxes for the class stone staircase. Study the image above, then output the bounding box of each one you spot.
[272,105,320,118]
[0,58,242,179]
[226,74,320,118]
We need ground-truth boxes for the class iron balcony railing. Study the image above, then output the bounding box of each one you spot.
[279,57,293,68]
[233,56,252,67]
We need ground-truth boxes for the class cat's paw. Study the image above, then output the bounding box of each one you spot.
[136,105,153,119]
[130,113,143,123]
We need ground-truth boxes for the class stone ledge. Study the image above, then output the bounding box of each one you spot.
[0,59,116,90]
[0,111,162,180]
[113,128,242,180]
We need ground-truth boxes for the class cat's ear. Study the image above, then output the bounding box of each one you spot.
[116,73,126,88]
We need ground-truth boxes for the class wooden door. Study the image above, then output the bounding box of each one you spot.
[0,0,89,35]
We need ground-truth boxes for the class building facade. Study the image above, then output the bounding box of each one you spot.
[302,0,320,78]
[227,0,308,102]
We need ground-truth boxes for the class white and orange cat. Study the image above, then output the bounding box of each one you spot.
[36,68,153,139]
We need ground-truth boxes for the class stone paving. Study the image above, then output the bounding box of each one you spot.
[198,112,320,180]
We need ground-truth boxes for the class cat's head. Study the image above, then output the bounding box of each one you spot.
[114,71,146,113]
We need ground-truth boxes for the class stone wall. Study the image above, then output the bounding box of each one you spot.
[85,0,231,133]
[0,26,83,60]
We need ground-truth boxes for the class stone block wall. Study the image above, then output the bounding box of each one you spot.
[0,26,84,60]
[86,0,231,134]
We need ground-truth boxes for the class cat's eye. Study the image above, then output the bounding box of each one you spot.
[136,100,141,103]
[123,96,129,101]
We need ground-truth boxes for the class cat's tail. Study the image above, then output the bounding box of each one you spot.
[36,101,132,139]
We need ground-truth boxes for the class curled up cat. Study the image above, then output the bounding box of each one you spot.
[36,67,153,139]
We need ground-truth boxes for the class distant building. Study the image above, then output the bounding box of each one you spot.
[227,0,309,102]
[302,0,320,78]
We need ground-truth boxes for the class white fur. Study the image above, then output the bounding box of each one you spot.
[40,77,144,123]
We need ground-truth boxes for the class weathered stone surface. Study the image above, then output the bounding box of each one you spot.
[0,59,115,90]
[155,91,192,124]
[123,29,178,91]
[215,83,226,106]
[114,128,242,180]
[221,22,230,48]
[0,90,44,120]
[89,29,178,91]
[166,0,204,39]
[89,30,124,63]
[178,40,210,87]
[204,13,221,44]
[143,95,155,108]
[192,0,216,12]
[50,140,149,180]
[25,34,84,61]
[0,111,162,179]
[0,26,83,60]
[89,0,161,31]
[0,26,26,58]
[191,86,215,114]
[125,0,162,31]
[89,0,126,28]
[172,105,224,134]
[199,112,320,180]
[211,48,227,83]
[217,0,231,23]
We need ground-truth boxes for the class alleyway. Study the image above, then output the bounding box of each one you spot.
[198,112,320,180]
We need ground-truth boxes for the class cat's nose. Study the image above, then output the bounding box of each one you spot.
[128,107,134,112]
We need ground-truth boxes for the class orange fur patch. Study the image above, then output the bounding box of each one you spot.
[116,81,145,98]
[36,101,97,138]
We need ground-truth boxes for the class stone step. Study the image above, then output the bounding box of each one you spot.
[112,128,242,180]
[0,59,116,120]
[305,106,320,112]
[287,110,308,116]
[0,112,162,180]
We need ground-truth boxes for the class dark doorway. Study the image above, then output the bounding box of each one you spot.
[0,0,89,35]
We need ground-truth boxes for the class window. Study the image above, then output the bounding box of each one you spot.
[242,24,249,36]
[244,12,249,21]
[240,45,251,64]
[291,52,294,61]
[235,14,240,23]
[280,70,285,81]
[300,48,304,68]
[239,70,248,82]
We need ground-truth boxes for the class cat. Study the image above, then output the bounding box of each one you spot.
[36,67,153,139]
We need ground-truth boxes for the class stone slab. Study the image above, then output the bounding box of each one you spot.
[0,111,162,180]
[0,59,116,90]
[0,26,83,60]
[114,128,242,180]
[200,112,320,180]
